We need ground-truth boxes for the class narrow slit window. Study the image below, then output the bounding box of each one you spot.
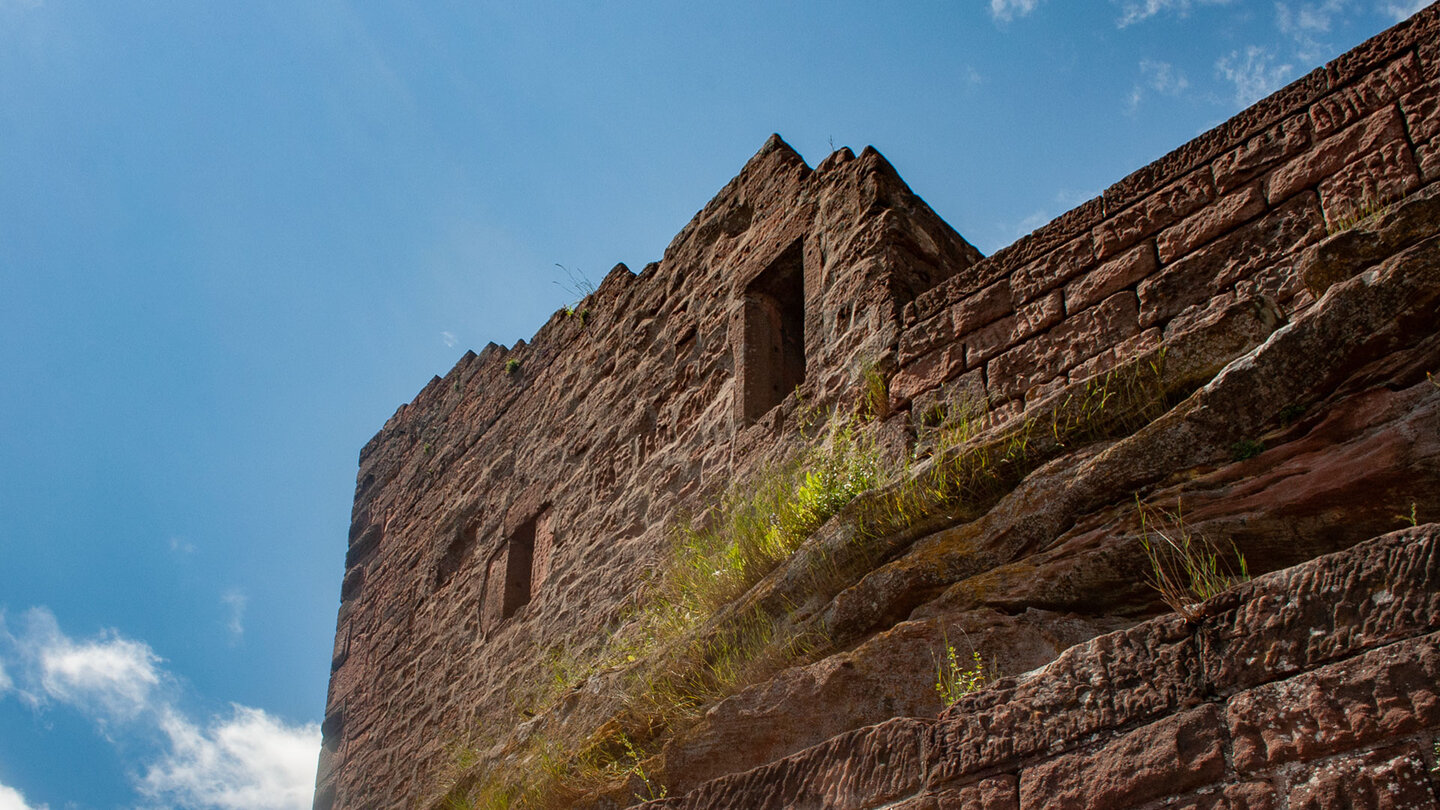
[740,240,807,424]
[501,517,536,619]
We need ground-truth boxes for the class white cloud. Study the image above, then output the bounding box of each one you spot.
[222,590,247,642]
[1381,0,1429,20]
[0,659,12,694]
[1141,59,1190,95]
[1276,0,1352,61]
[1,608,320,810]
[2,608,163,721]
[1116,0,1234,28]
[170,536,197,555]
[141,707,320,810]
[990,0,1040,23]
[1216,46,1294,107]
[441,330,458,348]
[0,782,48,810]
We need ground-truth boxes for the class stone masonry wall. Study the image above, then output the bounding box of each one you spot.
[640,526,1440,810]
[317,5,1440,808]
[316,135,983,809]
[892,4,1440,421]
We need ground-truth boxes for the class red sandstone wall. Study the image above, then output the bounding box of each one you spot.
[892,6,1440,422]
[315,137,981,809]
[639,526,1440,809]
[316,6,1440,808]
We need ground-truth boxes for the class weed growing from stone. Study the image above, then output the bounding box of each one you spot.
[1397,502,1419,527]
[504,358,521,376]
[442,353,1186,808]
[1325,195,1395,235]
[1230,438,1265,461]
[934,639,988,707]
[858,361,889,421]
[1137,499,1249,622]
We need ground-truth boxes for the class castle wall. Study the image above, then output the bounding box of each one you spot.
[315,136,982,809]
[316,5,1440,808]
[892,7,1439,422]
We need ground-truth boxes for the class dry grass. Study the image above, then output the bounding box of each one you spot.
[440,352,1183,808]
[1137,499,1249,621]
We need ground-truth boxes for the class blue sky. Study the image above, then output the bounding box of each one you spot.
[0,1,1428,808]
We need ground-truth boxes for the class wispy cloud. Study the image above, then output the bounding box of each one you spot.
[0,659,12,694]
[0,608,319,810]
[222,590,247,643]
[990,0,1041,23]
[1128,59,1190,111]
[0,781,48,810]
[441,331,458,348]
[1216,45,1294,107]
[1276,0,1351,61]
[169,537,197,555]
[1116,0,1235,28]
[1381,0,1429,21]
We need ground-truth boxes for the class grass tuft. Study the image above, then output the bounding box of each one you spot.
[1137,499,1249,622]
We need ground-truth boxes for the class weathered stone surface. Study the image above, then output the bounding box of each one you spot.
[1017,705,1226,810]
[1200,526,1440,694]
[1212,112,1312,193]
[1265,105,1409,204]
[1138,191,1324,326]
[1298,190,1440,297]
[932,776,1018,810]
[1317,137,1422,227]
[1010,234,1097,304]
[1157,182,1267,263]
[924,616,1203,787]
[987,291,1140,401]
[1286,745,1439,810]
[1311,52,1424,137]
[656,720,928,810]
[1064,241,1157,314]
[893,344,966,403]
[1227,631,1440,773]
[320,10,1440,810]
[1094,168,1216,259]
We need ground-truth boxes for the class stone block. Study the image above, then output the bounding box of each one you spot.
[1212,112,1312,193]
[1014,289,1064,340]
[899,311,959,366]
[1312,52,1424,137]
[1266,105,1408,204]
[1065,241,1158,313]
[1226,631,1440,774]
[1157,183,1267,263]
[1017,705,1226,810]
[1288,745,1438,810]
[1317,138,1422,228]
[675,719,928,810]
[1094,168,1216,259]
[950,279,1014,335]
[1198,526,1440,695]
[892,345,966,403]
[924,615,1203,787]
[934,776,1018,810]
[1010,235,1097,303]
[1298,192,1440,295]
[987,291,1140,401]
[1138,192,1324,326]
